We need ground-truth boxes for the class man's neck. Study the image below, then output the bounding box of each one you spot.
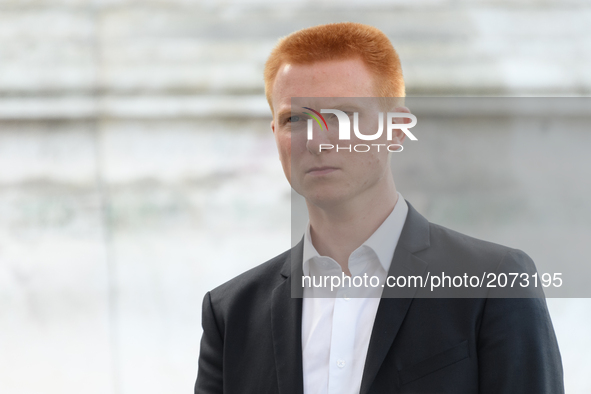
[306,178,398,276]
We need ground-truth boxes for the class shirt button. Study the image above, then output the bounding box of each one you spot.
[337,359,346,368]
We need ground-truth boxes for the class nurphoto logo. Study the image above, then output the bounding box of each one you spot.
[302,107,418,153]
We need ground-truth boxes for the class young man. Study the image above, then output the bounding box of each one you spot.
[195,22,563,394]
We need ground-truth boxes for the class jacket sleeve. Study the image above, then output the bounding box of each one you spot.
[477,250,564,393]
[195,291,224,394]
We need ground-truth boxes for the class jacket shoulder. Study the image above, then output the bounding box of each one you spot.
[426,221,534,271]
[207,248,290,307]
[429,221,512,253]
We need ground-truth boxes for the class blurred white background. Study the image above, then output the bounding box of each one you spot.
[0,0,590,393]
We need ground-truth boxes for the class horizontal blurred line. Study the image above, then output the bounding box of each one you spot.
[0,95,271,120]
[0,96,589,120]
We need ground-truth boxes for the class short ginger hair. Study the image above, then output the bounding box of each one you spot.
[264,22,405,113]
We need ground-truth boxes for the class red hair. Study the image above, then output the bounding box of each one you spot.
[264,22,405,113]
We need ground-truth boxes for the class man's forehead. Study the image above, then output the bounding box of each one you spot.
[277,97,381,116]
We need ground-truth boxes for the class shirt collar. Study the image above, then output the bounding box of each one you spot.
[302,192,408,275]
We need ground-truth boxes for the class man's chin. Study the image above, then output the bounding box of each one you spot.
[301,189,350,210]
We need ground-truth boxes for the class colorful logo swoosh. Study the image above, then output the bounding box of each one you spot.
[302,107,329,131]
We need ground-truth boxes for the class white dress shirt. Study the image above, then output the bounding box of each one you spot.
[301,194,409,394]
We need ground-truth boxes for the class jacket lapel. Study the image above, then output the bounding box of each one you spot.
[359,202,430,394]
[271,241,304,394]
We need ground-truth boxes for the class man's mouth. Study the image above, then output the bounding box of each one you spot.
[306,166,339,175]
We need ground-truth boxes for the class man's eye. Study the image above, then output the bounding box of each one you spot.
[287,115,301,123]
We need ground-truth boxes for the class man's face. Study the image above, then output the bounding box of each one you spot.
[270,58,405,208]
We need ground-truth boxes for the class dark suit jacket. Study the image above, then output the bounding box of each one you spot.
[195,201,564,393]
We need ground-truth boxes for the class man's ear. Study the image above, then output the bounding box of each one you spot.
[394,106,411,120]
[390,106,412,144]
[271,119,275,135]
